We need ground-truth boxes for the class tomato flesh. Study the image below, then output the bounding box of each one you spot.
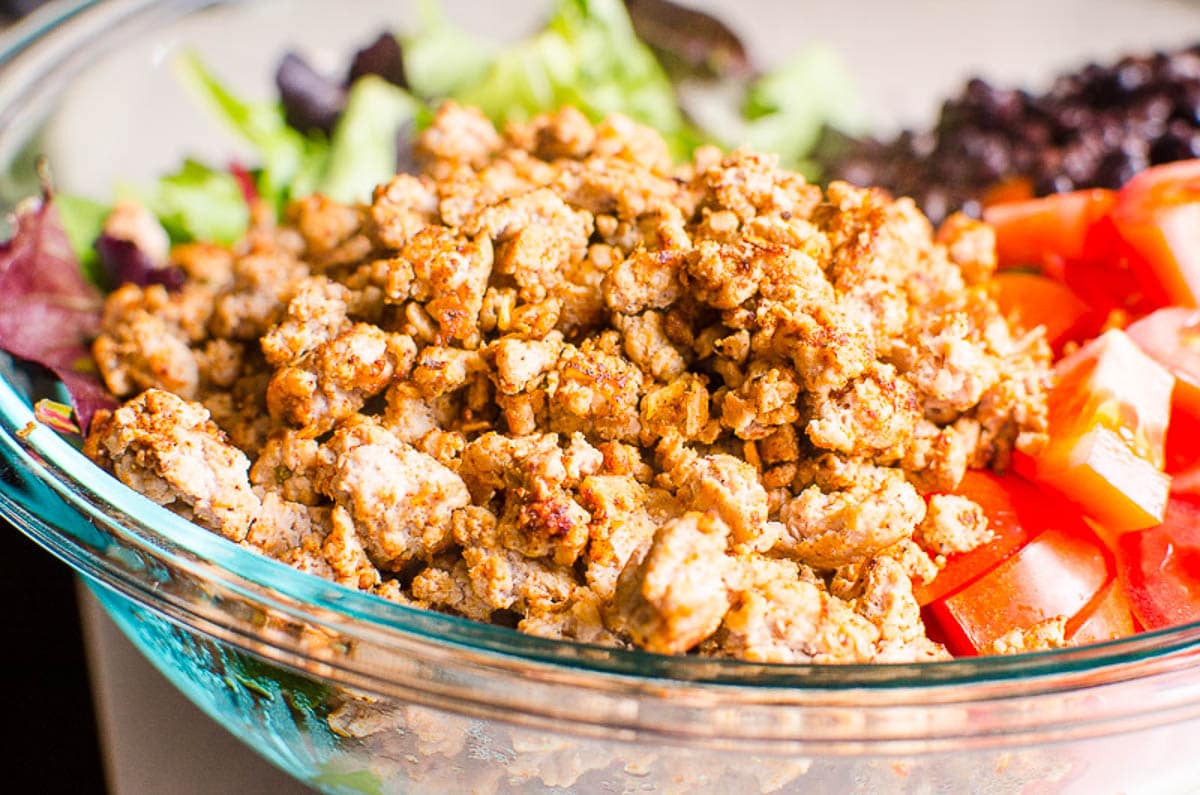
[1065,578,1137,645]
[1116,496,1200,630]
[1171,460,1200,498]
[1028,329,1174,533]
[1125,307,1200,473]
[989,271,1096,350]
[941,162,1200,651]
[984,189,1117,278]
[931,526,1113,655]
[980,176,1035,208]
[1111,159,1200,307]
[913,471,1038,606]
[1127,307,1200,412]
[1068,212,1163,317]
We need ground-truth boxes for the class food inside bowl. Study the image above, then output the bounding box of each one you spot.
[76,100,1058,664]
[3,0,1200,664]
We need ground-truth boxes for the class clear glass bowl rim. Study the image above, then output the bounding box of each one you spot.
[4,0,1200,716]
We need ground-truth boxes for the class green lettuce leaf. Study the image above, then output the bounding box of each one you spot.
[134,159,250,245]
[53,193,109,284]
[178,53,422,208]
[321,76,420,204]
[432,0,696,157]
[56,160,249,280]
[175,51,329,212]
[402,0,495,100]
[739,43,865,176]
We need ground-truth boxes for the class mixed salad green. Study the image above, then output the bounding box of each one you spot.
[52,0,859,269]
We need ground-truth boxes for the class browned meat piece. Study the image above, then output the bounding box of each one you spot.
[317,417,470,571]
[459,432,601,567]
[777,456,926,568]
[410,559,494,622]
[916,494,993,557]
[936,213,997,285]
[393,225,494,346]
[608,512,734,655]
[414,101,502,175]
[547,338,645,443]
[705,555,879,663]
[84,389,260,541]
[92,282,220,399]
[368,173,440,251]
[288,193,370,270]
[639,373,712,444]
[249,429,327,505]
[209,249,309,342]
[266,324,415,433]
[672,453,773,552]
[839,555,946,661]
[518,588,626,647]
[577,474,672,601]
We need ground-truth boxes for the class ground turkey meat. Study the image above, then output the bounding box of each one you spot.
[85,388,260,542]
[85,102,1052,663]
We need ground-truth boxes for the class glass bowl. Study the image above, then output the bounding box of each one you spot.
[5,1,1200,792]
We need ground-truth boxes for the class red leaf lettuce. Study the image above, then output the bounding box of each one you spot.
[0,194,115,432]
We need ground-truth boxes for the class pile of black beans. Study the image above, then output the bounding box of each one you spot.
[816,45,1200,225]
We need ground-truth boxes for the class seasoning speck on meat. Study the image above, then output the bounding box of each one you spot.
[85,102,1051,662]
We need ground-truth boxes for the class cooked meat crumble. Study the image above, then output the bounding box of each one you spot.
[84,102,1051,663]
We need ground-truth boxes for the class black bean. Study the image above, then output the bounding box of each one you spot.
[818,41,1200,224]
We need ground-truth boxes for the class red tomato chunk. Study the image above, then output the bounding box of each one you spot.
[931,527,1114,655]
[1066,578,1137,645]
[1023,329,1173,534]
[1117,496,1200,630]
[1111,160,1200,308]
[989,271,1095,351]
[915,472,1040,606]
[1127,307,1200,475]
[985,189,1116,278]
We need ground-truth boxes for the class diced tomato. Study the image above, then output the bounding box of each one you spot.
[1025,329,1174,534]
[989,271,1097,350]
[1116,495,1200,630]
[1067,212,1163,317]
[931,525,1113,655]
[1126,307,1200,472]
[1172,461,1200,498]
[1166,406,1200,474]
[1127,307,1200,415]
[1065,578,1137,645]
[981,176,1035,208]
[913,471,1040,606]
[1110,159,1200,307]
[984,189,1117,278]
[1021,427,1172,537]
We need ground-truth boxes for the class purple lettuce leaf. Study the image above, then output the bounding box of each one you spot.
[0,195,115,432]
[276,51,347,135]
[623,0,754,80]
[277,31,409,140]
[347,33,407,89]
[95,233,185,291]
[395,118,419,176]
